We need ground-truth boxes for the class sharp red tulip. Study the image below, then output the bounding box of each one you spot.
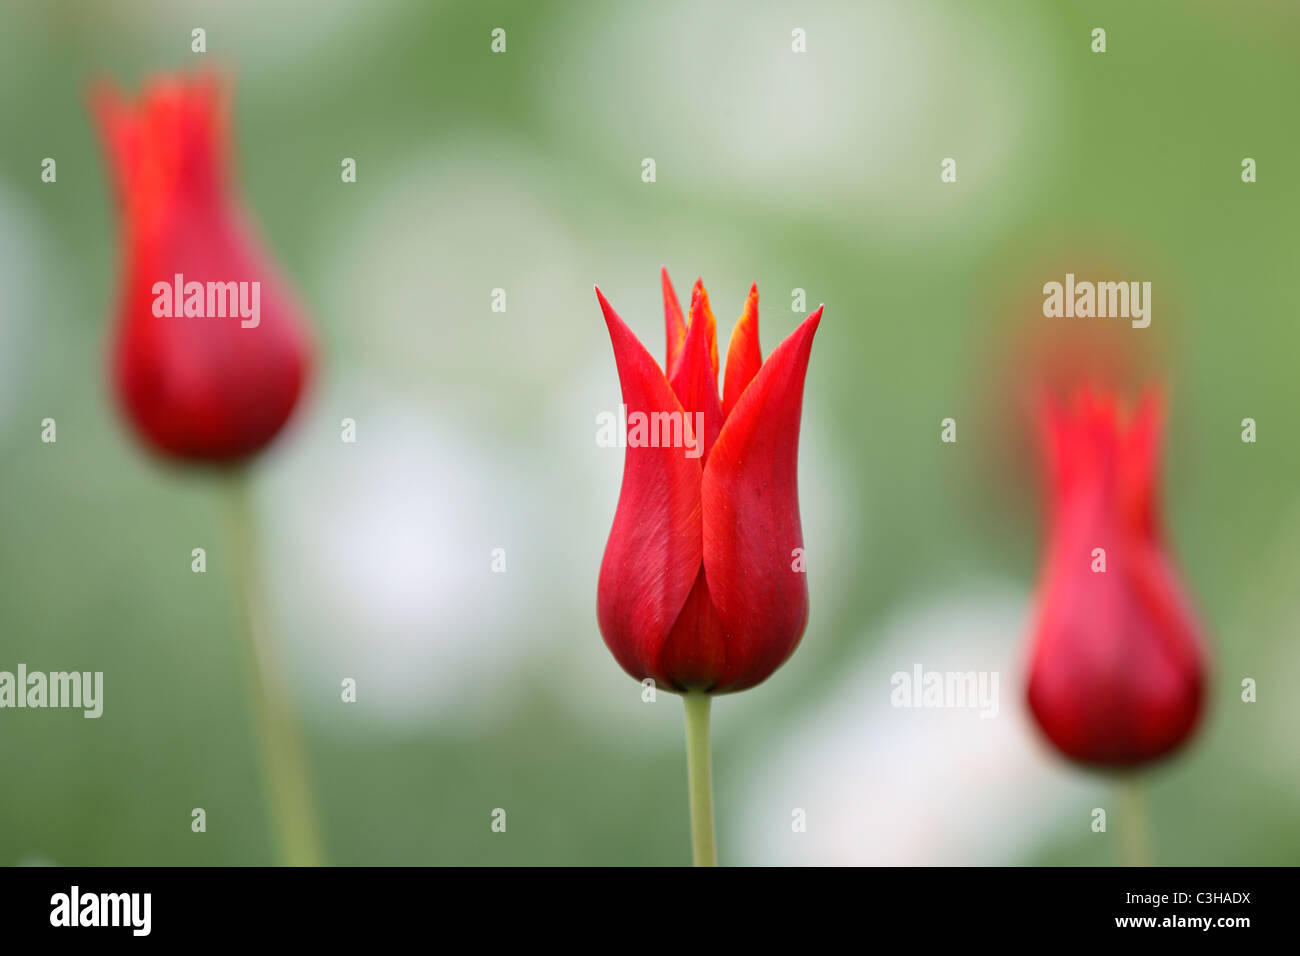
[91,74,312,463]
[1026,388,1208,766]
[595,270,822,694]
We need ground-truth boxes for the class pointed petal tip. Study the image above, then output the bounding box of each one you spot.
[661,268,688,375]
[87,76,119,108]
[87,78,129,134]
[594,285,620,325]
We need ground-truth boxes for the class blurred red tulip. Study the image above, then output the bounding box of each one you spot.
[1026,388,1208,765]
[595,270,822,694]
[91,74,312,463]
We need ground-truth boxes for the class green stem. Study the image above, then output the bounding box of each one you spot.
[224,473,324,866]
[682,692,717,867]
[1118,776,1151,867]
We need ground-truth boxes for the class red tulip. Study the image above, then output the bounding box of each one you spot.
[91,74,312,463]
[1026,388,1208,765]
[595,270,823,694]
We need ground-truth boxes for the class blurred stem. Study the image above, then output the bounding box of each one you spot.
[682,692,717,867]
[224,472,324,866]
[1119,776,1151,867]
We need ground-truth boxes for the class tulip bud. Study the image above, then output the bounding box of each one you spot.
[595,271,822,694]
[1026,388,1208,765]
[91,74,312,463]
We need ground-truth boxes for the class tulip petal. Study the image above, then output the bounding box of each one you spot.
[656,568,730,692]
[667,283,725,459]
[722,283,761,418]
[686,279,720,380]
[91,74,228,236]
[1041,387,1164,540]
[88,82,135,201]
[595,287,704,683]
[1121,390,1164,539]
[701,307,822,690]
[662,267,686,378]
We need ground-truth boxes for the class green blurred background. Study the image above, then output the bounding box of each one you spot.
[1,0,1297,865]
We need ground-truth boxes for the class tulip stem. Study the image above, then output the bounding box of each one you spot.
[224,473,324,866]
[682,692,717,866]
[1119,777,1151,867]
